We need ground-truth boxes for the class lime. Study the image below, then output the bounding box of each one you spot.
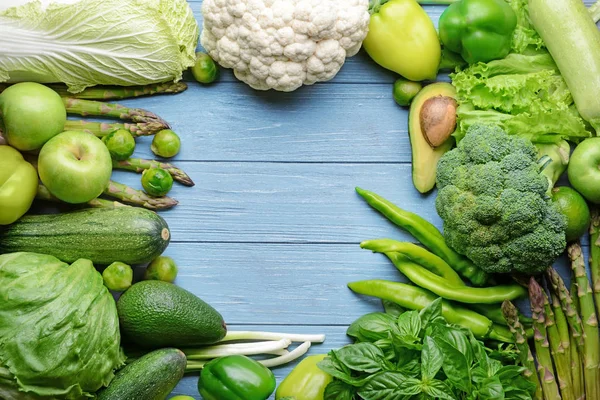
[552,186,591,242]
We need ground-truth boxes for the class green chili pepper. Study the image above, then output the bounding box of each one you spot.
[361,238,464,286]
[355,187,489,286]
[384,252,526,304]
[348,279,507,341]
[439,0,517,64]
[198,355,276,400]
[275,354,332,400]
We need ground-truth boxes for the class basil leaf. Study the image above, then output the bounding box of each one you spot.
[505,388,536,400]
[383,300,406,317]
[318,352,369,386]
[435,338,472,393]
[496,365,526,382]
[478,376,505,400]
[336,342,387,374]
[324,380,356,400]
[396,349,422,378]
[397,310,422,339]
[358,372,420,399]
[348,312,395,343]
[422,379,458,400]
[421,336,443,380]
[419,297,443,328]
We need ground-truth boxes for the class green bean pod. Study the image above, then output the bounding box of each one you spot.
[347,279,498,340]
[361,238,464,286]
[385,253,526,304]
[355,187,489,286]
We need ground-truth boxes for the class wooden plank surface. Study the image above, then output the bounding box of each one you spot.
[64,0,600,397]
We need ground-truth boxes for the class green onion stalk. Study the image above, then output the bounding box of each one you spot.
[529,277,561,400]
[502,300,542,400]
[568,242,600,400]
[127,332,324,373]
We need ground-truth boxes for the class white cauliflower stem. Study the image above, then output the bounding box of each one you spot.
[201,0,370,92]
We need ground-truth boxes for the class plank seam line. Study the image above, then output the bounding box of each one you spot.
[171,160,413,164]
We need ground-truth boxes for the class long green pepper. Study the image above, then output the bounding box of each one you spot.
[355,187,489,285]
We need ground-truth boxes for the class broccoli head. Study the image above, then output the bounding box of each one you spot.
[435,124,566,274]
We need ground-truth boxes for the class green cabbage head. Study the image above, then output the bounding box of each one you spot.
[0,252,125,399]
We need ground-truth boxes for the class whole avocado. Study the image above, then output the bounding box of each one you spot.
[117,280,227,348]
[435,124,567,274]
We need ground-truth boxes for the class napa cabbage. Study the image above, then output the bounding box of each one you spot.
[0,252,125,400]
[0,0,198,93]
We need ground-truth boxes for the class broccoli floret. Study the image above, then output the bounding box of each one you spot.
[435,124,566,274]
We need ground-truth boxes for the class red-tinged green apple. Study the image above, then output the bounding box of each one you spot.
[38,131,112,204]
[568,137,600,204]
[0,82,66,151]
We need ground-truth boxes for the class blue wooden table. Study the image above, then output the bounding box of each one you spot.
[105,2,594,398]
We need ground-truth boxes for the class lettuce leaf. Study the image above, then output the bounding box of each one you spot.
[0,252,125,399]
[0,0,198,93]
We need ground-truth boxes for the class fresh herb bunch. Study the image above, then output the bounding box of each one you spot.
[318,298,535,399]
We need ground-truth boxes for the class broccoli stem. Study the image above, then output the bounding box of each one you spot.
[502,300,543,399]
[62,98,169,126]
[568,242,600,400]
[529,278,562,400]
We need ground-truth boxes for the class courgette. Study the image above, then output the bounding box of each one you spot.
[0,208,170,265]
[97,348,186,400]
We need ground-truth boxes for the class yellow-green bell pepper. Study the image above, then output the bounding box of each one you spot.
[362,0,441,81]
[275,354,332,400]
[0,145,38,225]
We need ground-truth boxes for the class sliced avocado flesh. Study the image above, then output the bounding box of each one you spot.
[408,82,456,194]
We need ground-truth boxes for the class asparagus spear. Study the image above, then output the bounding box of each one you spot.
[113,158,195,187]
[64,120,168,137]
[542,290,574,400]
[590,207,600,316]
[547,268,585,354]
[36,184,128,209]
[62,98,169,126]
[46,82,188,100]
[568,242,600,400]
[550,292,572,376]
[105,181,178,210]
[530,277,562,400]
[569,334,585,400]
[502,300,543,400]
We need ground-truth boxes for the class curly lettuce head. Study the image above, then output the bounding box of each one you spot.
[0,252,125,399]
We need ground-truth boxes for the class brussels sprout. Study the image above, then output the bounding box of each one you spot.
[102,262,133,291]
[102,129,135,160]
[151,129,181,158]
[141,167,173,197]
[392,78,422,107]
[191,52,219,84]
[145,256,178,283]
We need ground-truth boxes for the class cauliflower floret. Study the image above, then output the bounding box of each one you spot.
[200,0,370,91]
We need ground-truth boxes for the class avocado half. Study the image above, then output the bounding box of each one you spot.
[408,82,456,194]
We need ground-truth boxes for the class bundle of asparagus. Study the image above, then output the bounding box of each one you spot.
[1,82,194,211]
[503,211,600,400]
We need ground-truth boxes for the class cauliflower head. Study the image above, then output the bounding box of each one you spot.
[200,0,370,92]
[435,124,567,274]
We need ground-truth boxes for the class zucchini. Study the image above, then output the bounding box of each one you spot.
[529,0,600,133]
[97,348,186,400]
[0,208,170,265]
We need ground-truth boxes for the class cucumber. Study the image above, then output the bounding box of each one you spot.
[0,207,170,265]
[97,348,186,400]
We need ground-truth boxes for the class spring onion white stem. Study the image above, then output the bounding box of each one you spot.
[222,331,325,343]
[260,341,312,368]
[182,339,292,360]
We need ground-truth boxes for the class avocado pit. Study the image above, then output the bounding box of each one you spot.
[419,95,457,148]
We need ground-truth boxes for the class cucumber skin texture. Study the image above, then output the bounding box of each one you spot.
[118,280,227,348]
[0,208,170,265]
[97,348,186,400]
[529,0,600,132]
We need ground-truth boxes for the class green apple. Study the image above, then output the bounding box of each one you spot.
[38,131,112,204]
[0,82,66,151]
[568,137,600,204]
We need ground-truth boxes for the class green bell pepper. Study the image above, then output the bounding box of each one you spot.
[0,145,38,225]
[198,355,276,400]
[439,0,517,64]
[275,354,332,400]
